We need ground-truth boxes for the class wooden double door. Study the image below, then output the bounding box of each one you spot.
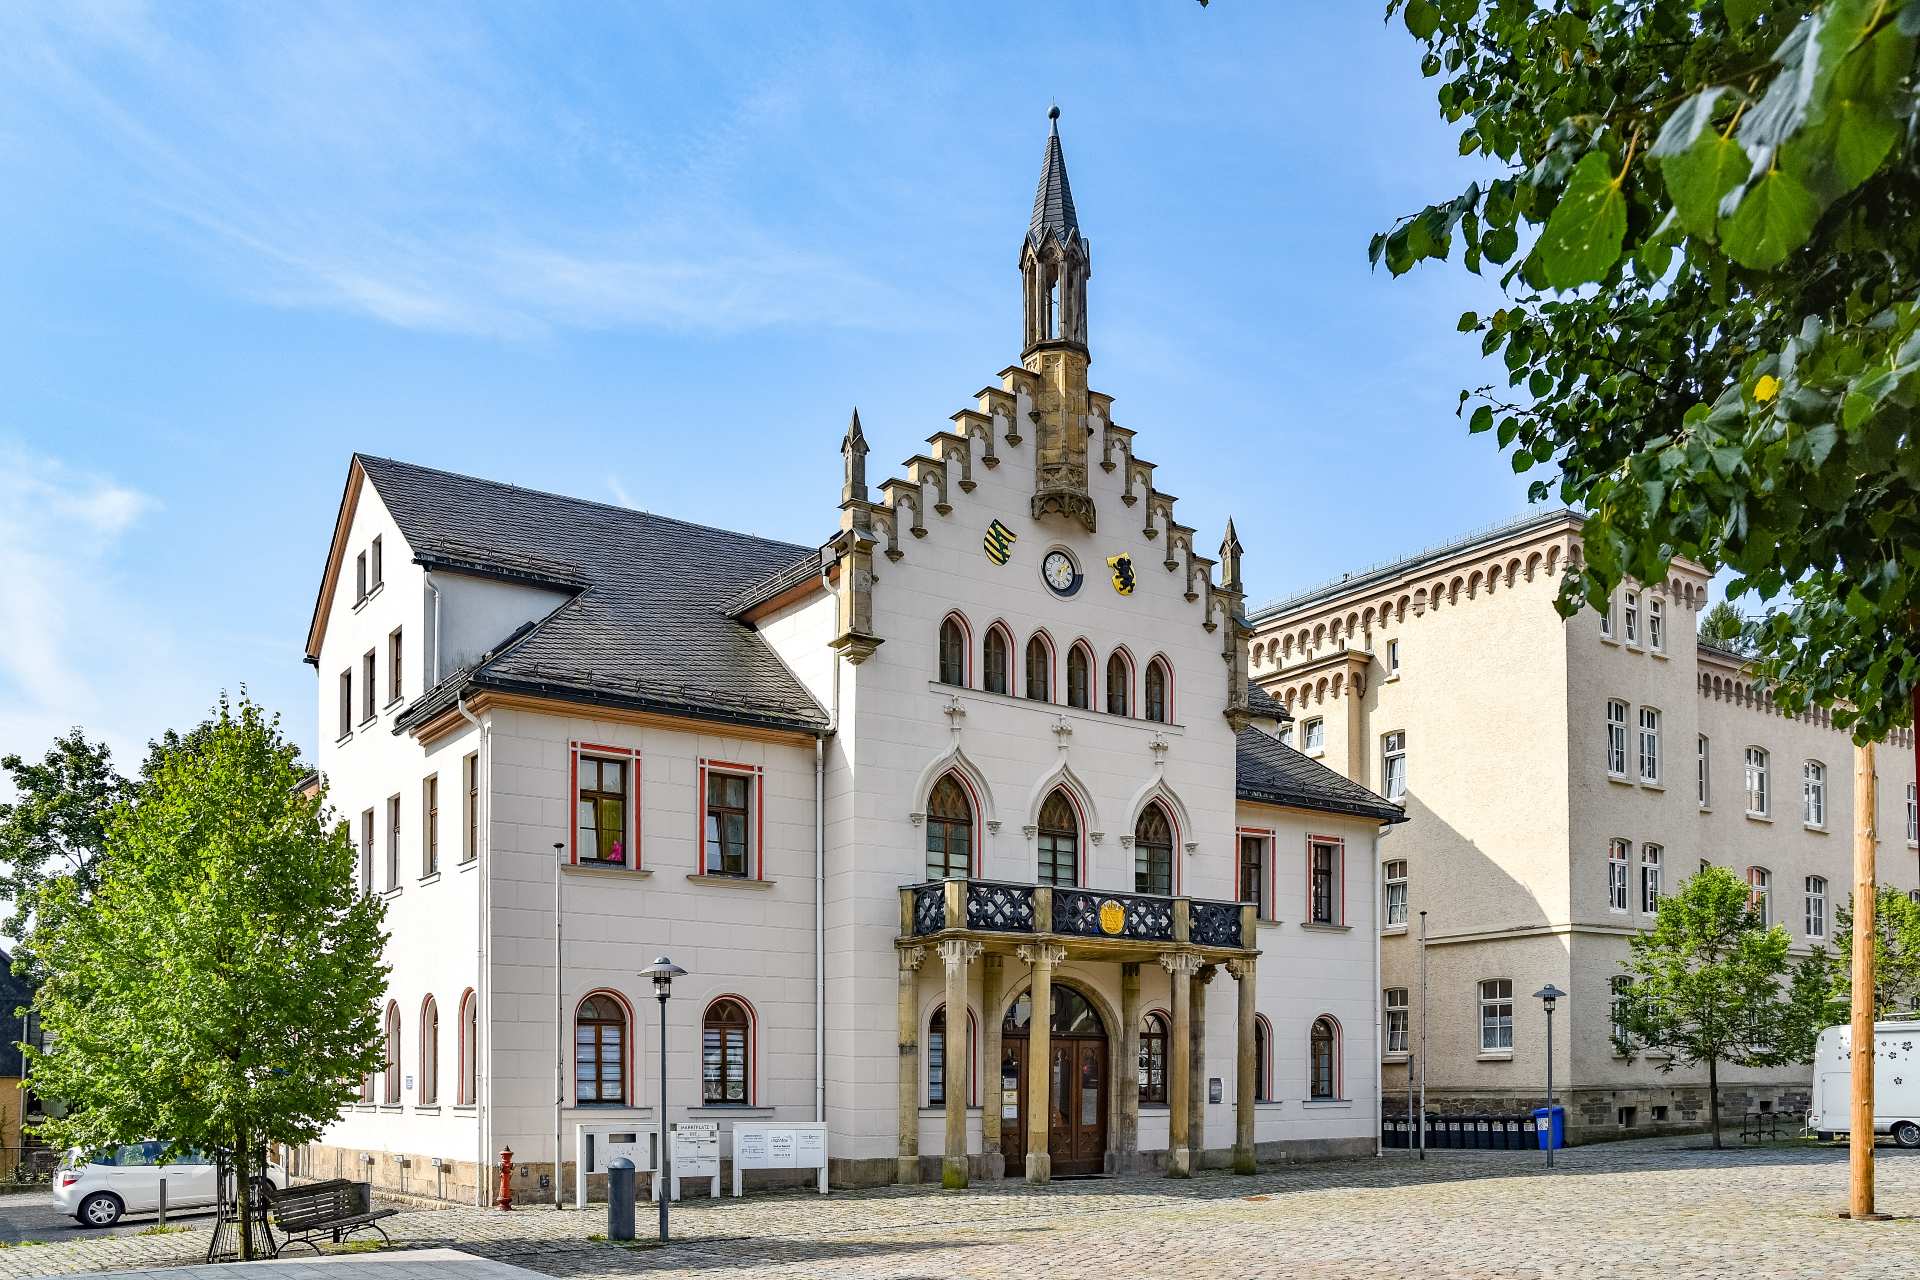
[998,991,1109,1178]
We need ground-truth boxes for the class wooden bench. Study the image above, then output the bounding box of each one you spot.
[265,1178,398,1253]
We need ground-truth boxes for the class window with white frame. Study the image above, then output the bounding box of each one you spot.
[1638,706,1661,783]
[1624,590,1640,644]
[1805,875,1827,939]
[1600,592,1614,639]
[1479,979,1513,1052]
[1383,988,1409,1055]
[1803,759,1827,827]
[1278,723,1293,748]
[1382,731,1407,802]
[1910,783,1919,846]
[1641,844,1662,913]
[1606,700,1629,776]
[1303,718,1325,753]
[1745,747,1771,816]
[1607,839,1630,912]
[1648,596,1664,651]
[1747,866,1771,924]
[1610,975,1633,1047]
[1386,638,1401,674]
[1697,735,1711,808]
[1383,859,1408,927]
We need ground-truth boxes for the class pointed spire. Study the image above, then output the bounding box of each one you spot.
[841,409,869,508]
[1219,518,1244,594]
[1028,104,1080,250]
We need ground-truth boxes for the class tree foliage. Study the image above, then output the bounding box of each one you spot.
[1697,600,1759,653]
[0,730,132,978]
[27,694,387,1257]
[1379,0,1920,742]
[1613,866,1799,1145]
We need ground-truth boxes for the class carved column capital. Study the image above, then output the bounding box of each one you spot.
[900,946,926,972]
[1195,962,1218,986]
[1224,957,1256,982]
[935,939,983,969]
[1015,943,1069,969]
[1158,951,1202,978]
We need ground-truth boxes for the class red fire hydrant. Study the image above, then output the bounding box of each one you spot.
[495,1146,514,1211]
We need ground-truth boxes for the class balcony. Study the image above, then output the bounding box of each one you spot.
[900,878,1256,955]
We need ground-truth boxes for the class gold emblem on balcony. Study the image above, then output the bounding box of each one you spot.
[1098,899,1126,935]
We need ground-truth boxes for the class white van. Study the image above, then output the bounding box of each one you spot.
[52,1142,287,1227]
[1808,1019,1920,1148]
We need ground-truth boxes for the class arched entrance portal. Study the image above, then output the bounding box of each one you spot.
[1000,984,1108,1177]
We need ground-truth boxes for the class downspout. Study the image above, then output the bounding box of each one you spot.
[554,853,564,1207]
[1372,820,1385,1158]
[456,694,490,1206]
[815,557,842,1124]
[426,573,442,686]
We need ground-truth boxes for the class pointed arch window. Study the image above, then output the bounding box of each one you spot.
[458,989,478,1106]
[925,774,973,880]
[1105,653,1130,716]
[419,995,440,1106]
[1309,1016,1340,1101]
[938,616,968,686]
[1066,644,1092,709]
[1144,658,1170,723]
[1254,1015,1273,1102]
[383,1002,402,1104]
[1037,790,1079,887]
[702,998,753,1105]
[1139,1011,1170,1105]
[1025,635,1052,702]
[1134,804,1175,896]
[575,993,628,1105]
[984,627,1011,695]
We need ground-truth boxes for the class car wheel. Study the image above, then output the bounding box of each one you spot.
[78,1192,123,1228]
[1893,1122,1920,1149]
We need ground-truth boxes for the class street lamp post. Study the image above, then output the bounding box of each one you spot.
[638,956,687,1242]
[1534,984,1567,1169]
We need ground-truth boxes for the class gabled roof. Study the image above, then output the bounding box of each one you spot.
[1247,684,1291,723]
[1235,728,1407,824]
[341,455,829,736]
[1028,108,1081,250]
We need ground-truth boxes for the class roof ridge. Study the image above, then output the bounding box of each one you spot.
[354,453,813,557]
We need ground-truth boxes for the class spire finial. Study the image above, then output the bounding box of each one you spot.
[1048,102,1060,130]
[841,409,869,508]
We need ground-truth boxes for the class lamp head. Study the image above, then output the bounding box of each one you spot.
[1534,983,1567,1009]
[639,956,687,999]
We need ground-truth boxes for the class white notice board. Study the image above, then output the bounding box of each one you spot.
[730,1122,829,1196]
[653,1122,721,1202]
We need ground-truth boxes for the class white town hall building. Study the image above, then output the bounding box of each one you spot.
[301,114,1404,1202]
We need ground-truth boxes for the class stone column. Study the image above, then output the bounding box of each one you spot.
[980,955,1006,1179]
[937,939,982,1189]
[896,947,924,1184]
[1190,964,1214,1171]
[1116,962,1142,1172]
[1160,952,1200,1176]
[1228,957,1257,1174]
[1018,943,1067,1183]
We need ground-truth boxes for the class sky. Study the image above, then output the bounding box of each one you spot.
[0,0,1543,777]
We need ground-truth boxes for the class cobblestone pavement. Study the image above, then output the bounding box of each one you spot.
[8,1139,1920,1280]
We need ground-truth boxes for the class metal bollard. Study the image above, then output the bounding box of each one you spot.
[606,1158,635,1242]
[158,1178,167,1227]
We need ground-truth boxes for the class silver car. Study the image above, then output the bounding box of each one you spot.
[52,1142,286,1228]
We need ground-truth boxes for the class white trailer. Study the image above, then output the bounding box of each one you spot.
[1808,1019,1920,1147]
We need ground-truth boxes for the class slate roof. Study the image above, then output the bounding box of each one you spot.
[358,456,831,736]
[1247,684,1291,723]
[1234,728,1407,824]
[1028,109,1081,250]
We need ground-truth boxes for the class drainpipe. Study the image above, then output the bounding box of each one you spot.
[456,694,490,1206]
[554,849,565,1207]
[426,573,442,686]
[1372,821,1384,1158]
[815,557,842,1125]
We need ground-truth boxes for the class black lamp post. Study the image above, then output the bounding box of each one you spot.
[1534,983,1567,1168]
[638,956,686,1241]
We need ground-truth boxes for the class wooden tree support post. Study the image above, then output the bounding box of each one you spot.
[1846,741,1888,1221]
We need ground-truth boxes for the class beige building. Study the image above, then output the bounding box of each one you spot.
[1246,509,1920,1141]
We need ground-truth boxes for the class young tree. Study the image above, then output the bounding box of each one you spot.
[0,730,132,977]
[1374,0,1919,742]
[1698,601,1758,656]
[1613,867,1797,1147]
[28,694,388,1258]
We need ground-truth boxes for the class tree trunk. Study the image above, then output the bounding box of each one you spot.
[235,1133,254,1262]
[1707,1057,1721,1150]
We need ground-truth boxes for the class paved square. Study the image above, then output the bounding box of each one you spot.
[8,1140,1920,1280]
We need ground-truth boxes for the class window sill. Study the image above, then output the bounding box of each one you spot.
[1300,1100,1351,1110]
[1477,1051,1513,1062]
[917,1106,982,1116]
[687,873,774,889]
[415,1106,441,1116]
[460,857,479,872]
[1381,1052,1409,1064]
[451,1104,477,1113]
[1254,916,1284,929]
[1804,823,1828,835]
[385,696,404,711]
[379,1104,404,1113]
[336,731,353,746]
[1650,650,1669,661]
[1746,812,1774,824]
[1298,921,1352,933]
[420,872,441,885]
[359,716,378,730]
[1698,805,1712,814]
[1382,673,1400,684]
[1305,748,1326,760]
[563,861,653,879]
[382,886,403,899]
[1625,643,1644,654]
[688,1105,775,1117]
[1380,924,1408,936]
[352,584,384,613]
[1639,781,1665,792]
[1599,635,1619,646]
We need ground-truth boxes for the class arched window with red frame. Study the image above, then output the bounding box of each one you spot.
[383,1001,402,1104]
[1105,651,1132,716]
[1025,634,1053,702]
[938,615,969,686]
[419,995,440,1106]
[457,988,478,1106]
[1037,789,1080,887]
[575,992,629,1105]
[984,625,1013,695]
[1309,1015,1341,1101]
[925,774,974,880]
[1144,657,1172,723]
[703,998,754,1105]
[1066,642,1093,709]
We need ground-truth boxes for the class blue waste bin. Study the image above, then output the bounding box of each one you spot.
[1532,1106,1566,1150]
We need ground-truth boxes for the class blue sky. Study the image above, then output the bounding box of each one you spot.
[0,1,1539,772]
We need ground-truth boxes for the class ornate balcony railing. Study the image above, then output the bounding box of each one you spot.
[901,878,1252,950]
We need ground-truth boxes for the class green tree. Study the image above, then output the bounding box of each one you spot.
[1613,866,1798,1146]
[1377,0,1920,742]
[0,730,132,979]
[27,694,388,1258]
[1698,601,1758,655]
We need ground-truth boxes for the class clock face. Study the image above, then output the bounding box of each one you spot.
[1043,549,1082,596]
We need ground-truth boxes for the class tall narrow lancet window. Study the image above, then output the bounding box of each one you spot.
[938,617,967,686]
[984,628,1011,695]
[383,1002,402,1104]
[1106,653,1130,716]
[1066,644,1092,709]
[1134,804,1175,896]
[1025,636,1052,702]
[1144,659,1170,723]
[1037,790,1079,887]
[924,775,973,880]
